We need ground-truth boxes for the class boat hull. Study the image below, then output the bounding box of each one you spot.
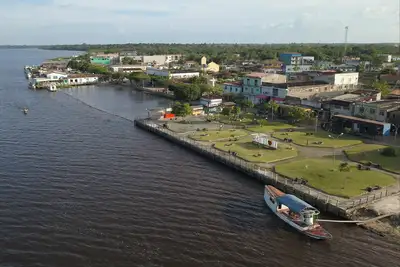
[264,186,332,240]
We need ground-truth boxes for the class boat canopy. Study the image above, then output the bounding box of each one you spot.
[276,194,319,214]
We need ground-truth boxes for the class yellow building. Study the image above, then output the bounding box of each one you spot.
[201,56,207,66]
[206,62,220,73]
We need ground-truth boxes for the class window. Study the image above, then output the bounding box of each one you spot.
[379,111,385,116]
[230,87,232,92]
[370,109,375,114]
[359,107,365,113]
[247,78,250,85]
[235,88,238,92]
[272,88,279,97]
[334,105,341,109]
[255,80,258,86]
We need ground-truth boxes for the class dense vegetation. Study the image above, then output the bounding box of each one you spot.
[40,43,400,64]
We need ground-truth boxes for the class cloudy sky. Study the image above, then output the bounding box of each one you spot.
[0,0,398,44]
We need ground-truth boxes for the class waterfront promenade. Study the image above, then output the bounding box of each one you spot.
[134,118,400,219]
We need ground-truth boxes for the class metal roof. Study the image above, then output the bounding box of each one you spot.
[276,194,317,213]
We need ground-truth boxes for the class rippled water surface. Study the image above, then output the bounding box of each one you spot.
[0,49,399,267]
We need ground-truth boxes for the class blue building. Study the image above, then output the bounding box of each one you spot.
[279,52,302,66]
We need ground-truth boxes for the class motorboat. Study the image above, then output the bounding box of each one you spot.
[23,108,28,114]
[264,185,332,240]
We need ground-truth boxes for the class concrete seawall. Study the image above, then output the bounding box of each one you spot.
[134,118,396,219]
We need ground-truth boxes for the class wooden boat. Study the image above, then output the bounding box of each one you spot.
[264,185,332,240]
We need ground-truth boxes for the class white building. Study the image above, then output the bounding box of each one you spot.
[64,75,99,85]
[299,56,315,65]
[141,54,182,65]
[310,72,359,88]
[46,72,68,80]
[146,67,199,79]
[284,65,312,73]
[110,65,146,73]
[200,97,223,107]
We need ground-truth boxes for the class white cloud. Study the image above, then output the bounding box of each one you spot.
[0,0,399,44]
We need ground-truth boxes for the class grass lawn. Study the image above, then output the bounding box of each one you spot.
[214,136,298,163]
[248,122,295,133]
[189,129,249,141]
[275,158,397,198]
[272,130,362,148]
[345,144,400,174]
[218,113,256,126]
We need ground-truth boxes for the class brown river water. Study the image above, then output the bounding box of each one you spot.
[0,49,398,267]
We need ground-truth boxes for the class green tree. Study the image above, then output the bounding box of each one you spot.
[111,72,124,84]
[288,106,310,122]
[171,101,192,117]
[221,107,231,116]
[171,83,202,101]
[263,101,279,119]
[128,72,150,87]
[372,80,390,97]
[239,99,254,112]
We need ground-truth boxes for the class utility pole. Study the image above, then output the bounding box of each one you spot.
[343,26,349,58]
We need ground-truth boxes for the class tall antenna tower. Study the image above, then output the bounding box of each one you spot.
[343,26,349,58]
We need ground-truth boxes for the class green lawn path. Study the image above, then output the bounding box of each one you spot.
[275,158,397,198]
[272,131,362,148]
[345,144,400,174]
[189,129,248,141]
[214,136,298,163]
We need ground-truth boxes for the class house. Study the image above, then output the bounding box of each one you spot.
[206,62,220,73]
[191,105,204,116]
[223,72,287,104]
[332,114,392,136]
[109,65,146,73]
[184,61,197,69]
[262,60,284,73]
[283,64,312,73]
[62,74,99,85]
[353,100,400,123]
[327,92,381,117]
[91,53,119,65]
[141,55,182,65]
[279,52,302,65]
[200,97,223,107]
[146,67,199,79]
[387,89,400,99]
[41,60,69,71]
[380,74,400,86]
[309,71,359,89]
[45,71,68,80]
[262,81,335,104]
[328,64,358,72]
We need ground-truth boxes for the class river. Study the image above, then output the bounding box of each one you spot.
[0,48,398,267]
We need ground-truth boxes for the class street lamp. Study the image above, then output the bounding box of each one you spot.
[392,123,399,141]
[314,108,324,133]
[328,133,344,166]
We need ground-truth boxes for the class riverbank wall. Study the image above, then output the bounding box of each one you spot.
[134,118,359,218]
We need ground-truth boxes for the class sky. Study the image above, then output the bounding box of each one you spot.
[0,0,399,44]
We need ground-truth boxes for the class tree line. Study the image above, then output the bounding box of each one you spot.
[41,43,400,65]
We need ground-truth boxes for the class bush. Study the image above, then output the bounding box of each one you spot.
[381,147,397,157]
[339,162,351,172]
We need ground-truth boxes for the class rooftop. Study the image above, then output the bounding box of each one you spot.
[246,72,268,78]
[362,100,400,110]
[262,81,328,88]
[68,74,99,78]
[333,114,388,126]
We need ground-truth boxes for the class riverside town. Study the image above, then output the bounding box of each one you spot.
[24,43,400,239]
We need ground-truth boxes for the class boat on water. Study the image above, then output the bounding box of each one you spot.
[264,185,332,240]
[47,84,57,92]
[23,108,28,114]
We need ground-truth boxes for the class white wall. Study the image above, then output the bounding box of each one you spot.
[200,98,222,107]
[46,73,68,80]
[146,67,169,77]
[333,73,359,86]
[224,84,243,94]
[284,65,312,73]
[170,72,199,79]
[261,85,288,99]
